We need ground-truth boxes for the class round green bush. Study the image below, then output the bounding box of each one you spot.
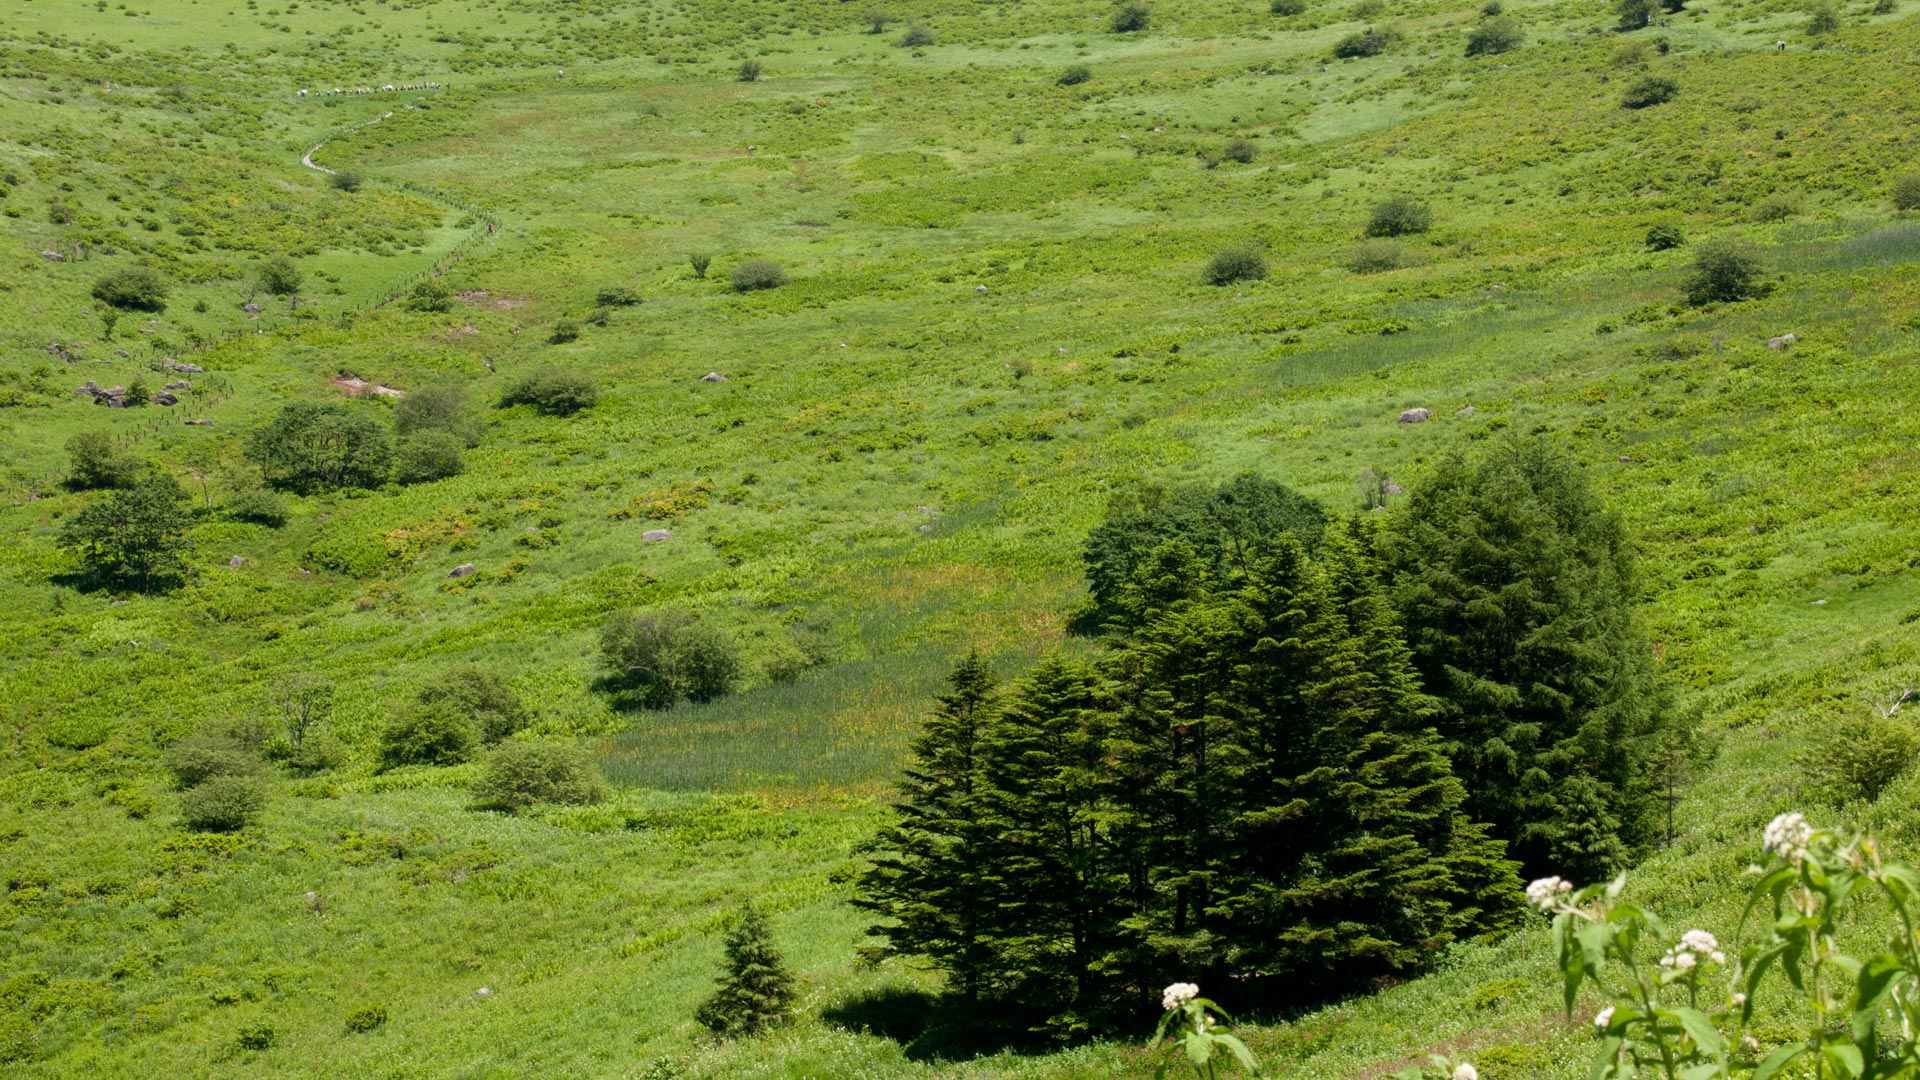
[234,1024,278,1050]
[499,367,598,416]
[165,734,262,789]
[344,1004,389,1033]
[180,775,269,832]
[256,255,304,297]
[1465,16,1526,55]
[329,170,363,192]
[1365,195,1432,237]
[1203,244,1268,285]
[1222,137,1257,164]
[547,319,581,345]
[377,701,480,770]
[595,285,642,307]
[1892,173,1920,212]
[227,488,290,527]
[1110,1,1151,31]
[1750,192,1804,223]
[1333,27,1400,57]
[91,265,170,312]
[1271,0,1308,13]
[897,23,935,46]
[1645,222,1686,250]
[404,278,453,313]
[1058,64,1093,86]
[393,430,466,484]
[1683,236,1766,305]
[599,609,744,709]
[471,741,607,812]
[729,258,789,292]
[1806,1,1841,32]
[416,668,528,743]
[1621,75,1679,109]
[737,59,762,82]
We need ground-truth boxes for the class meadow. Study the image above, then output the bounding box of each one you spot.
[4,0,1920,1073]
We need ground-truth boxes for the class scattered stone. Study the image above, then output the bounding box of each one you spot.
[475,988,493,999]
[162,359,205,373]
[186,419,215,426]
[152,392,179,406]
[1767,333,1798,349]
[642,529,673,542]
[41,250,66,262]
[165,380,191,390]
[974,284,988,293]
[1456,405,1477,416]
[114,350,130,358]
[228,556,245,569]
[242,302,262,314]
[76,380,101,397]
[449,563,477,578]
[1618,455,1638,463]
[1382,482,1404,495]
[1397,407,1431,424]
[699,371,726,383]
[1811,598,1828,605]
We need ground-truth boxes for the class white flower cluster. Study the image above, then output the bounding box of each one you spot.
[1162,982,1200,1012]
[1764,812,1815,864]
[1594,1005,1615,1029]
[1526,876,1573,912]
[1453,1064,1479,1080]
[1659,928,1726,972]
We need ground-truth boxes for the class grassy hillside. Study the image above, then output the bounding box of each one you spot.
[4,0,1920,1073]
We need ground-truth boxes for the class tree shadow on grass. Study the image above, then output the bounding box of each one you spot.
[821,986,1052,1063]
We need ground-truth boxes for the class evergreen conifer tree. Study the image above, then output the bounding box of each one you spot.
[695,902,796,1037]
[1380,439,1673,880]
[974,655,1124,1036]
[854,654,1007,1000]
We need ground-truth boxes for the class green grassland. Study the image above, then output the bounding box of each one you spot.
[4,0,1920,1073]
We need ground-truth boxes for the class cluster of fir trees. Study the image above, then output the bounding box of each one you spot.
[856,441,1679,1037]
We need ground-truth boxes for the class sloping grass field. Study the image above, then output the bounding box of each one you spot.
[4,0,1920,1074]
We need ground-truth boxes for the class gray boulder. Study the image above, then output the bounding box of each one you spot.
[449,563,477,578]
[1397,407,1431,424]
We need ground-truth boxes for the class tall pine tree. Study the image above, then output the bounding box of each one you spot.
[974,655,1125,1037]
[854,654,1008,1000]
[1380,439,1673,880]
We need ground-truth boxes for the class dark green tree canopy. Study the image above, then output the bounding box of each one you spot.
[416,668,528,743]
[394,382,481,447]
[246,401,393,492]
[1079,472,1327,631]
[598,609,743,709]
[59,475,196,593]
[91,265,170,312]
[66,431,138,490]
[1379,439,1672,880]
[696,903,797,1037]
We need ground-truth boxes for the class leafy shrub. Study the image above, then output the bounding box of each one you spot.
[0,1013,37,1063]
[377,701,479,770]
[1481,0,1504,13]
[247,402,392,492]
[864,10,896,33]
[1682,236,1765,305]
[471,741,606,812]
[394,382,480,447]
[329,170,363,192]
[66,431,137,490]
[416,669,528,743]
[1616,0,1652,26]
[1799,711,1916,804]
[595,285,641,307]
[91,265,170,312]
[180,775,269,832]
[404,278,453,313]
[226,488,289,528]
[730,258,788,292]
[898,23,935,46]
[165,733,262,789]
[688,252,712,278]
[256,255,304,297]
[234,1024,278,1050]
[1332,26,1401,57]
[1348,240,1407,273]
[1203,244,1268,285]
[1751,192,1804,222]
[737,59,762,82]
[1465,15,1525,55]
[1271,0,1308,13]
[547,319,581,344]
[59,476,196,592]
[1644,222,1685,250]
[1350,0,1385,15]
[1222,137,1257,163]
[1111,1,1151,31]
[1806,1,1841,32]
[393,431,466,484]
[1621,74,1678,109]
[599,609,744,709]
[500,367,598,416]
[1365,195,1432,237]
[344,1004,388,1033]
[123,378,151,407]
[1892,174,1920,212]
[1058,64,1093,85]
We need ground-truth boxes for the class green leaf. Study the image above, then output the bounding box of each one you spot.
[1821,1040,1865,1079]
[1214,1033,1260,1075]
[1590,1035,1625,1080]
[1853,954,1903,1044]
[1682,1063,1725,1080]
[1751,1044,1806,1080]
[1674,1007,1726,1060]
[1186,1032,1212,1070]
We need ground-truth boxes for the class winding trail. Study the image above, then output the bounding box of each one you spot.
[300,111,390,174]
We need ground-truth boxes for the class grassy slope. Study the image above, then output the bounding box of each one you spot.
[4,0,1920,1074]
